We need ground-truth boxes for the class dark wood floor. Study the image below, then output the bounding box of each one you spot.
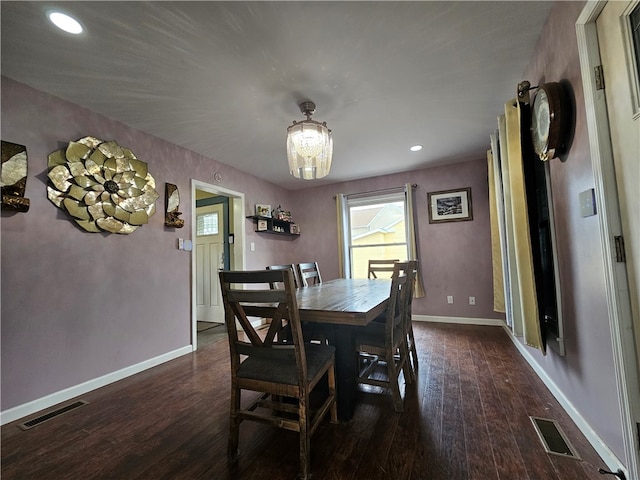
[2,322,609,479]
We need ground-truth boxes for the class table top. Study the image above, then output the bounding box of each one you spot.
[295,278,390,326]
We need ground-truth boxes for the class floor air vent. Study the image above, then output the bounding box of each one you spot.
[530,416,581,460]
[18,400,88,430]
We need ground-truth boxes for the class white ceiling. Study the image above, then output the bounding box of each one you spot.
[1,1,552,190]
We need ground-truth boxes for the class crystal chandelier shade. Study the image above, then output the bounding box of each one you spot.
[286,101,333,180]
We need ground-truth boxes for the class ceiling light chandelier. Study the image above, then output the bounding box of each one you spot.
[286,101,333,180]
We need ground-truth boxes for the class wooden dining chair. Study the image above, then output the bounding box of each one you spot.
[369,260,419,380]
[266,263,300,289]
[367,259,400,279]
[298,262,323,287]
[355,262,415,412]
[219,269,337,480]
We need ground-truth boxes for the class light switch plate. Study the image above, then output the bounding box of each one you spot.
[579,188,596,217]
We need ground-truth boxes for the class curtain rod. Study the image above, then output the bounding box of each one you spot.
[333,184,418,200]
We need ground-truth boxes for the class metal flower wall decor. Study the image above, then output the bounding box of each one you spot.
[47,136,159,234]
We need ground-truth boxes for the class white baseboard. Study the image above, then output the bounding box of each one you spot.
[500,324,624,473]
[0,345,193,426]
[413,314,504,326]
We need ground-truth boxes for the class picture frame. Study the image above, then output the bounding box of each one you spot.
[255,204,271,217]
[290,224,300,234]
[257,219,268,231]
[427,187,473,223]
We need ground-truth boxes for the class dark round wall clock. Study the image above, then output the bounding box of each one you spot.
[530,82,571,161]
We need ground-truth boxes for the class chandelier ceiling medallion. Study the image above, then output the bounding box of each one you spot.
[286,101,333,180]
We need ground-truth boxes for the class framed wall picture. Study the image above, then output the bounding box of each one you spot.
[255,204,271,217]
[257,219,268,231]
[427,187,473,223]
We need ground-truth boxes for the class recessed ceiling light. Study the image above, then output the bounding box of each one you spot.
[48,11,83,34]
[410,145,423,152]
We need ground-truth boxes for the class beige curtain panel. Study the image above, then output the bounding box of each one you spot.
[503,99,544,353]
[487,149,506,313]
[336,193,347,278]
[405,183,425,298]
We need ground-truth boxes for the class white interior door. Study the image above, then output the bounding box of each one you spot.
[597,0,640,370]
[195,203,225,323]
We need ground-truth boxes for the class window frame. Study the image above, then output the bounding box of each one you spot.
[340,189,410,279]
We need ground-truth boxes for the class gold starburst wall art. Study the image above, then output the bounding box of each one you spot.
[47,136,159,234]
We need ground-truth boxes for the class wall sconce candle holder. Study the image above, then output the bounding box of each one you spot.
[165,183,184,228]
[1,140,30,212]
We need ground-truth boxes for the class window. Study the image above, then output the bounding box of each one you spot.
[341,190,409,278]
[629,2,640,115]
[196,212,219,236]
[631,4,640,80]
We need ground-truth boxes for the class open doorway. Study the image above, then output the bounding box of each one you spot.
[191,180,245,350]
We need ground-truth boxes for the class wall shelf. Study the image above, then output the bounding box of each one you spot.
[246,216,300,237]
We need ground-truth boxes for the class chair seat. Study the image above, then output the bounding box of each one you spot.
[238,344,335,385]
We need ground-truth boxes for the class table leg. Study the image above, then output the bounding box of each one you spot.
[331,325,358,421]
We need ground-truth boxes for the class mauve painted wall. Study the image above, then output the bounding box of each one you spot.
[1,76,497,412]
[0,76,294,410]
[286,160,499,320]
[518,1,623,459]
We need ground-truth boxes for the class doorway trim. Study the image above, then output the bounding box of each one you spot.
[576,2,640,477]
[191,179,246,350]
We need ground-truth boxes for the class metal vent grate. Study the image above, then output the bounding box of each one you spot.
[18,400,88,430]
[530,416,581,460]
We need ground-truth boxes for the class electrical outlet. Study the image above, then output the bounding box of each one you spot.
[447,296,454,304]
[250,242,256,252]
[469,296,476,305]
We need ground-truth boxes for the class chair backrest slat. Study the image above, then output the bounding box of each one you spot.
[227,289,287,303]
[266,264,300,289]
[383,261,416,343]
[298,262,322,287]
[386,267,407,339]
[368,259,400,279]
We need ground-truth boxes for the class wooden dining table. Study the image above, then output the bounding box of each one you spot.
[295,278,391,421]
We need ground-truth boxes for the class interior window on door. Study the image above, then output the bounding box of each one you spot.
[197,213,219,236]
